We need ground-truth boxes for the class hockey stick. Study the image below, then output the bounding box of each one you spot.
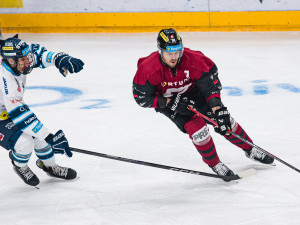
[70,147,255,181]
[188,106,300,174]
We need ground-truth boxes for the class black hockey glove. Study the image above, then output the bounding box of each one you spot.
[214,107,232,136]
[54,52,84,77]
[167,94,195,116]
[45,130,72,157]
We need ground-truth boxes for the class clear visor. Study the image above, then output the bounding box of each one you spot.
[16,52,35,75]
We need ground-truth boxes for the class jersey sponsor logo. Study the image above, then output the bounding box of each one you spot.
[192,126,209,143]
[0,132,4,141]
[2,77,8,94]
[5,122,15,130]
[32,121,43,133]
[46,52,55,63]
[10,98,23,104]
[163,83,192,98]
[24,114,37,126]
[161,70,190,87]
[19,105,30,112]
[161,78,190,87]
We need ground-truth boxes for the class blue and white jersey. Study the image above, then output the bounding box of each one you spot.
[0,43,58,140]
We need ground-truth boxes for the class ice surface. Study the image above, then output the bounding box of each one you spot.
[0,32,299,225]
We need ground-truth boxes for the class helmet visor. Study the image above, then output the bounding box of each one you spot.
[16,52,35,75]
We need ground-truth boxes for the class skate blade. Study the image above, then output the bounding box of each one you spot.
[248,158,276,167]
[45,173,80,181]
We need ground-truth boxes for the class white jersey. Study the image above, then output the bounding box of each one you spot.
[0,43,58,140]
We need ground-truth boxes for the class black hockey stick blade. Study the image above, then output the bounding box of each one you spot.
[70,147,256,181]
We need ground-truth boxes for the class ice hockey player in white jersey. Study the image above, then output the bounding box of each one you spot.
[0,34,84,186]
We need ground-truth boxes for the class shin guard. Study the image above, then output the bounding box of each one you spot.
[184,115,220,167]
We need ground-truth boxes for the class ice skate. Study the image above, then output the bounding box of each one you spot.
[36,159,77,180]
[210,161,235,182]
[244,147,275,165]
[9,151,40,186]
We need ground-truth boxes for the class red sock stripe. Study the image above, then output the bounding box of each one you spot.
[184,115,220,167]
[195,141,220,167]
[226,123,253,150]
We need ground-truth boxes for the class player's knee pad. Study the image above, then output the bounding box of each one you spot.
[190,126,211,146]
[12,133,34,165]
[34,138,54,160]
[184,115,211,146]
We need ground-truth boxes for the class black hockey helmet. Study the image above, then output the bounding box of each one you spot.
[157,28,183,53]
[0,34,35,75]
[157,28,184,65]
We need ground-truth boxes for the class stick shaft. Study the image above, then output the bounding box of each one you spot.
[70,147,241,180]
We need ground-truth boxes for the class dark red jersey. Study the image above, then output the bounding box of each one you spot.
[133,48,222,109]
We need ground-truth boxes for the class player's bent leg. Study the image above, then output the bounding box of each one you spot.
[225,117,274,164]
[34,138,77,180]
[156,107,234,180]
[34,138,55,167]
[10,133,39,186]
[224,116,253,150]
[0,119,39,186]
[11,133,34,166]
[184,115,234,181]
[184,115,220,166]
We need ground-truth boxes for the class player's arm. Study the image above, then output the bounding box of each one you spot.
[196,64,231,135]
[132,80,194,117]
[132,80,167,108]
[29,43,84,76]
[195,64,223,108]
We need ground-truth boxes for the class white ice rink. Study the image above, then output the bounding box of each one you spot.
[0,31,300,225]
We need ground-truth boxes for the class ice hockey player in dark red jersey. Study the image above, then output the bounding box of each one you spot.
[132,28,274,181]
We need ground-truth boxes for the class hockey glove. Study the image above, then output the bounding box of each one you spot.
[54,52,84,77]
[45,130,72,157]
[214,107,231,136]
[167,94,195,116]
